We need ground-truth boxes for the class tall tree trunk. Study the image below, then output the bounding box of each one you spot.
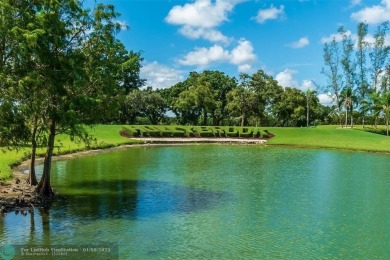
[36,119,56,197]
[203,108,207,126]
[306,99,309,127]
[345,109,348,128]
[27,117,38,185]
[362,116,365,129]
[241,112,245,127]
[350,105,354,128]
[387,117,389,136]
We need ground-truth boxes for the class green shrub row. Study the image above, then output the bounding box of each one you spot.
[122,125,272,138]
[359,127,388,136]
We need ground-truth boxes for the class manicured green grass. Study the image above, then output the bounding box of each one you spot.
[266,125,390,152]
[2,124,389,181]
[0,125,141,180]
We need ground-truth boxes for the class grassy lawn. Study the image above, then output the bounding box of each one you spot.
[1,124,389,181]
[0,125,141,180]
[267,125,390,152]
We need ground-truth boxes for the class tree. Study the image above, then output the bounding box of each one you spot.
[370,22,389,92]
[322,38,343,126]
[380,91,390,136]
[306,89,318,127]
[273,88,306,127]
[226,86,257,126]
[1,1,142,197]
[356,22,369,128]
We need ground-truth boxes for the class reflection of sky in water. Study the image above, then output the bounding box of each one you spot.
[1,146,390,259]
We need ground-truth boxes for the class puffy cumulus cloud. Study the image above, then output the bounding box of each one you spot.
[179,45,230,66]
[351,0,390,24]
[166,0,245,43]
[254,5,285,24]
[275,69,316,91]
[318,93,334,106]
[179,39,256,72]
[287,36,310,48]
[301,80,316,91]
[166,0,235,28]
[230,39,256,65]
[179,26,231,44]
[141,62,185,89]
[275,69,298,88]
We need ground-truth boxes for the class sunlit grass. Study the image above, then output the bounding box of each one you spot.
[1,124,389,181]
[267,125,390,152]
[0,125,141,180]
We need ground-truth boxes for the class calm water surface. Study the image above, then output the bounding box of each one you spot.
[1,145,390,259]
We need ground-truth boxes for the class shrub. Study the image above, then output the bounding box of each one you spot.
[225,127,238,137]
[239,127,253,138]
[210,127,225,137]
[122,126,139,137]
[192,126,215,137]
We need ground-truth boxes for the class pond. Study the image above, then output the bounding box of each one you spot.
[1,145,390,259]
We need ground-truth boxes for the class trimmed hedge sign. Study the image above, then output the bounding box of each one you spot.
[121,125,272,139]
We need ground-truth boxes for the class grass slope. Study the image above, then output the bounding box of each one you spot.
[1,125,389,180]
[267,125,390,152]
[0,125,141,180]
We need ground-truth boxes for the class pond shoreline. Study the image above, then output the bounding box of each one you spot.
[0,138,267,214]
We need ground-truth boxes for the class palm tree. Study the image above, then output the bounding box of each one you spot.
[340,87,358,128]
[380,91,390,136]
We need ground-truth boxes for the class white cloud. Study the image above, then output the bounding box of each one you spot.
[254,5,285,23]
[238,64,252,73]
[321,31,390,48]
[165,0,245,43]
[275,69,316,91]
[320,30,352,43]
[178,38,256,72]
[318,93,334,106]
[287,36,310,48]
[276,69,298,88]
[179,26,231,44]
[230,39,256,65]
[351,0,390,24]
[179,45,231,66]
[350,0,361,7]
[166,0,235,28]
[141,62,185,89]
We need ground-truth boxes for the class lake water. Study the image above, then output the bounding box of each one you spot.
[1,145,390,259]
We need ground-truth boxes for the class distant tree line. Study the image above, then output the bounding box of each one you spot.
[1,1,389,197]
[121,70,334,128]
[322,22,390,135]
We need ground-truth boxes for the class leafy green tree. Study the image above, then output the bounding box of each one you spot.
[198,71,237,125]
[379,91,390,136]
[322,37,343,126]
[356,22,369,128]
[174,88,200,125]
[226,86,257,126]
[370,22,389,92]
[273,87,306,127]
[305,89,318,127]
[0,1,142,196]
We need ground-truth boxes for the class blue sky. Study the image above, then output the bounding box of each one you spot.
[92,0,390,103]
